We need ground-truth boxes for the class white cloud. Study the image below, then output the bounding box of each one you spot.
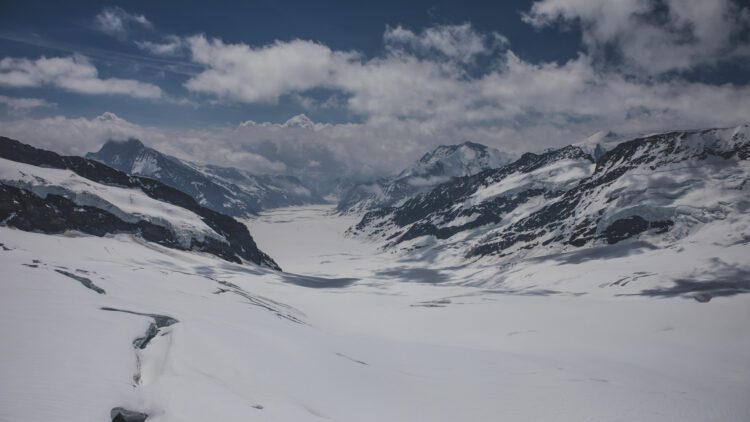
[289,93,346,110]
[135,35,187,56]
[476,51,750,133]
[0,112,287,174]
[2,15,748,185]
[94,7,152,39]
[184,35,354,103]
[523,0,750,75]
[0,111,436,181]
[0,55,163,99]
[176,18,748,139]
[384,23,508,63]
[181,26,490,124]
[0,95,55,113]
[0,112,154,155]
[2,76,749,193]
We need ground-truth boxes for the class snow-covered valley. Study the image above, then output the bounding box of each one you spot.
[3,0,750,419]
[2,204,749,421]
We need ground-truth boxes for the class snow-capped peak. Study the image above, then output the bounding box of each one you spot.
[574,130,620,161]
[403,141,511,178]
[338,141,513,213]
[92,138,159,176]
[282,114,318,129]
[418,141,484,163]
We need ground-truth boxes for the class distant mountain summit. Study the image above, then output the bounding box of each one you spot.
[573,130,620,161]
[406,141,510,179]
[88,139,324,217]
[338,141,512,213]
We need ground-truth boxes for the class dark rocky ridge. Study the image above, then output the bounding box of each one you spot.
[0,136,280,270]
[354,146,591,243]
[470,128,745,257]
[351,127,749,260]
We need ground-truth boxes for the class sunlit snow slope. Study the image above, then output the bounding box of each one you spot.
[2,208,750,421]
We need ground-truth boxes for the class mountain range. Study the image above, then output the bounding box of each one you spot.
[87,139,324,217]
[6,126,747,274]
[337,141,512,213]
[0,136,279,269]
[349,126,750,268]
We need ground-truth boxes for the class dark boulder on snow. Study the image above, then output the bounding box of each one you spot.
[111,407,148,422]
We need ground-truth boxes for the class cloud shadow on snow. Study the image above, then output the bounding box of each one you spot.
[375,267,451,284]
[535,240,659,266]
[277,272,359,288]
[624,259,750,302]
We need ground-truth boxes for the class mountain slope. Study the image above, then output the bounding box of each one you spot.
[338,141,511,213]
[0,136,279,269]
[350,126,750,266]
[87,139,324,217]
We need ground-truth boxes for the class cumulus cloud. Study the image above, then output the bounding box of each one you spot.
[3,10,749,185]
[523,0,750,75]
[177,18,749,140]
[181,25,499,116]
[184,35,353,103]
[478,51,750,132]
[0,95,55,113]
[179,27,488,125]
[94,7,152,39]
[0,55,163,99]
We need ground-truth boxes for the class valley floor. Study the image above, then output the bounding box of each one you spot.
[1,205,749,421]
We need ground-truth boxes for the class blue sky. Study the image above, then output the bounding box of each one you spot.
[0,0,584,127]
[0,0,749,180]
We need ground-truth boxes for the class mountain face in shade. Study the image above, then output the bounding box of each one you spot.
[338,141,512,213]
[87,139,324,217]
[350,126,750,264]
[0,136,280,270]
